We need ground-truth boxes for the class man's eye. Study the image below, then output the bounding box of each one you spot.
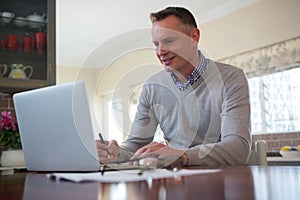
[165,40,174,44]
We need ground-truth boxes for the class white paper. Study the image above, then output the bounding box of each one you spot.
[46,169,221,183]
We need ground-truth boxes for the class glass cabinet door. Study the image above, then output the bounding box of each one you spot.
[0,0,56,94]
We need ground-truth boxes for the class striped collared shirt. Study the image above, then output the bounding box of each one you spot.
[171,50,209,91]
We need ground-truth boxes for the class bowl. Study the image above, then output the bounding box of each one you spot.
[27,21,44,29]
[280,150,300,158]
[1,16,13,23]
[14,17,26,27]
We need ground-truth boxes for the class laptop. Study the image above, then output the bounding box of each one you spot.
[13,81,100,172]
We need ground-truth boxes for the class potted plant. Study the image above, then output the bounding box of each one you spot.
[0,111,24,167]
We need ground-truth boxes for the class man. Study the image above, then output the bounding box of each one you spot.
[97,7,251,166]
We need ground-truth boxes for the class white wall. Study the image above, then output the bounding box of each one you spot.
[200,0,300,60]
[95,49,160,94]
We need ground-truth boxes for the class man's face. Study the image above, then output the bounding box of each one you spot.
[151,15,199,74]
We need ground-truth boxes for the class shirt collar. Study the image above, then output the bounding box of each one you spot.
[171,50,209,91]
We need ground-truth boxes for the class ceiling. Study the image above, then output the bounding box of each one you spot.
[57,0,261,68]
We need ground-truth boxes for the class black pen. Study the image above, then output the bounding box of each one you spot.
[99,132,110,160]
[99,132,105,144]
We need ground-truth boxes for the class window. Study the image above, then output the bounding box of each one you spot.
[219,36,300,134]
[249,67,300,134]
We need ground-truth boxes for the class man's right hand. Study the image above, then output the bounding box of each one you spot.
[96,139,119,163]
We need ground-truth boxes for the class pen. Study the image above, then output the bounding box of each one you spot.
[99,132,105,144]
[99,132,110,160]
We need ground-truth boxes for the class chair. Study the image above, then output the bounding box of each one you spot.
[247,140,267,166]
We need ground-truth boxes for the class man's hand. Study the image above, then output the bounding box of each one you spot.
[96,139,119,164]
[130,142,188,167]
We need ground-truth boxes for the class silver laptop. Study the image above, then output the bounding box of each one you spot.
[13,81,100,171]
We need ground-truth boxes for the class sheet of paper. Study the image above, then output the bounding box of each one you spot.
[46,169,221,183]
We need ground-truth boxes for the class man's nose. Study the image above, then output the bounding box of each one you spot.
[156,46,168,56]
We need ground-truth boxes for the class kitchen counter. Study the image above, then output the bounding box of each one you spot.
[267,156,300,166]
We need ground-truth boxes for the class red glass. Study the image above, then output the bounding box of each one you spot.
[21,35,33,53]
[34,32,46,54]
[5,34,19,52]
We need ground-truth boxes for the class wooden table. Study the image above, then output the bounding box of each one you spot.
[0,166,299,199]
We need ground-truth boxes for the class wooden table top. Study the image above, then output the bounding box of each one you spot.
[0,166,299,200]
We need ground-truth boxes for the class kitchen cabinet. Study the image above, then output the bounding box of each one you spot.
[0,0,56,94]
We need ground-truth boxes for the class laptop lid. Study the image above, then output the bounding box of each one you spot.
[13,81,99,171]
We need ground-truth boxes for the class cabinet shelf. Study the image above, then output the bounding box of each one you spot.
[0,15,46,31]
[0,50,46,59]
[0,78,54,94]
[0,49,47,81]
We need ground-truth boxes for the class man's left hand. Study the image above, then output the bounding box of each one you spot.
[130,142,188,167]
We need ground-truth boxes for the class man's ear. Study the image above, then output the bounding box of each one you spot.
[191,28,200,47]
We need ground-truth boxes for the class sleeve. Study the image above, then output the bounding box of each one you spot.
[186,68,252,166]
[118,84,159,161]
